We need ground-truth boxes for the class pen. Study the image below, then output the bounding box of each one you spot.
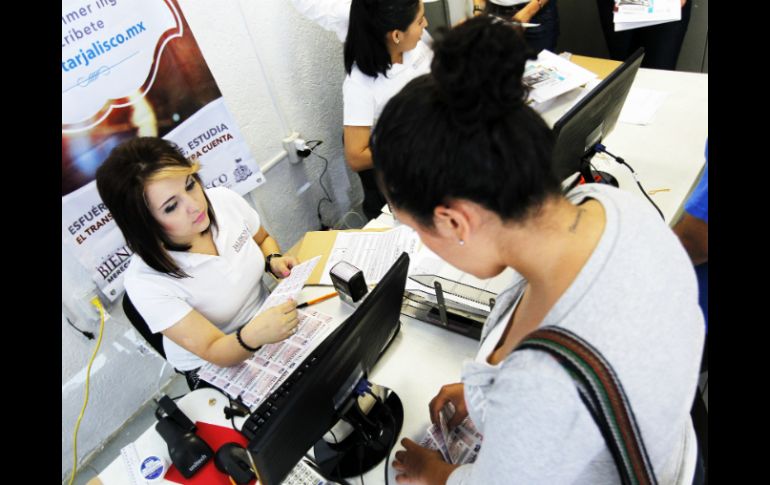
[489,15,540,28]
[648,188,671,195]
[297,292,339,309]
[509,21,540,28]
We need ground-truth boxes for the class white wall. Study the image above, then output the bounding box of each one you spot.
[62,0,360,479]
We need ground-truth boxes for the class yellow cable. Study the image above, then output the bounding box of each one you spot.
[68,297,106,485]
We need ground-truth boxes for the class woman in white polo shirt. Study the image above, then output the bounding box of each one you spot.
[291,0,432,219]
[96,137,300,389]
[344,0,432,219]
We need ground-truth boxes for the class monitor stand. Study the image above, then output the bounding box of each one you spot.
[577,148,619,188]
[313,383,404,480]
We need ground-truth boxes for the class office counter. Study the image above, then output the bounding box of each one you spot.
[93,60,706,485]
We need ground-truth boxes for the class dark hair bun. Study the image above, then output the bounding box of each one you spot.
[431,16,534,123]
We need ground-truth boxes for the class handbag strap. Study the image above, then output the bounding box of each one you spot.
[518,326,658,485]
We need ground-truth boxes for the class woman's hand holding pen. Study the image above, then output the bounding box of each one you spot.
[269,255,299,278]
[244,300,299,346]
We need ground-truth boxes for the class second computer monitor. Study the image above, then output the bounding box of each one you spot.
[550,48,645,182]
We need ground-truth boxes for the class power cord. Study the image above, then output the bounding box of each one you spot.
[66,316,95,340]
[304,140,334,228]
[366,389,397,485]
[328,429,345,481]
[354,379,397,485]
[68,297,106,485]
[593,143,665,220]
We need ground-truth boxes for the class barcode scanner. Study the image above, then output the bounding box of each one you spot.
[154,395,214,478]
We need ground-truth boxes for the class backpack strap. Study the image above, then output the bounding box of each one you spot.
[518,326,658,485]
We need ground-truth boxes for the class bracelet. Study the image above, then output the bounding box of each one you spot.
[236,325,262,352]
[265,253,282,277]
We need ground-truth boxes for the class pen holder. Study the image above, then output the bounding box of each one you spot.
[330,261,368,309]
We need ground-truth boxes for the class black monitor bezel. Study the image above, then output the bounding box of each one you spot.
[248,252,410,485]
[550,48,645,181]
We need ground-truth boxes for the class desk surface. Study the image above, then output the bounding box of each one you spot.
[93,285,478,485]
[95,59,707,485]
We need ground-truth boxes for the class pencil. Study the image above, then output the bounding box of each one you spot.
[297,292,338,308]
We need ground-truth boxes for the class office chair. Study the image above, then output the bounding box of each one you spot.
[123,293,166,360]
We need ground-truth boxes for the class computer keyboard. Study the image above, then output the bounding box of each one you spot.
[281,458,332,485]
[240,352,321,441]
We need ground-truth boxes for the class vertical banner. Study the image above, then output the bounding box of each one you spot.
[62,0,265,301]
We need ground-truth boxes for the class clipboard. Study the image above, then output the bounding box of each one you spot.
[293,229,388,285]
[570,55,622,80]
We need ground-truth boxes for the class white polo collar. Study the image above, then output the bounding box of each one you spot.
[166,225,222,270]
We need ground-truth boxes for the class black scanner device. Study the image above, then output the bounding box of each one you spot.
[214,442,256,484]
[154,395,214,478]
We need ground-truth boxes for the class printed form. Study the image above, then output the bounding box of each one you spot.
[258,256,320,313]
[198,308,338,408]
[420,402,484,465]
[318,226,421,285]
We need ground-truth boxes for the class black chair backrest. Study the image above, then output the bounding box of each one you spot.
[123,293,166,360]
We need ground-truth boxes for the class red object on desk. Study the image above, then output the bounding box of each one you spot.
[165,421,257,485]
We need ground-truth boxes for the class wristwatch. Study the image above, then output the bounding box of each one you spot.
[265,253,282,277]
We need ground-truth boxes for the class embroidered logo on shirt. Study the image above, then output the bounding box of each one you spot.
[410,43,431,70]
[232,226,249,253]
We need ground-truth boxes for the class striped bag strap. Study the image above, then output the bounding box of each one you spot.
[517,326,658,485]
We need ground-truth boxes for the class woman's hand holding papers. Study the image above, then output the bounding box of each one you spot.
[393,438,459,485]
[429,383,468,430]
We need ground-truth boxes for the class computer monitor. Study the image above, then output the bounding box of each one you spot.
[550,48,645,185]
[243,253,410,485]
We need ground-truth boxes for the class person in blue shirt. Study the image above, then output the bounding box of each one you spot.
[673,139,708,485]
[674,141,708,331]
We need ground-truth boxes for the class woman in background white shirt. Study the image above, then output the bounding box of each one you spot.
[345,0,432,219]
[291,0,433,219]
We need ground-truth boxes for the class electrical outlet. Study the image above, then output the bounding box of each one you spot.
[282,131,302,165]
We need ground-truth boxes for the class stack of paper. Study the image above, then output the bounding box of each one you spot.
[524,50,597,105]
[198,308,337,408]
[613,0,681,32]
[406,245,518,315]
[420,402,483,465]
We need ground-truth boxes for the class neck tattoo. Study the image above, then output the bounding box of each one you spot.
[569,208,586,233]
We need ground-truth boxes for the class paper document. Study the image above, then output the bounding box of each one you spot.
[420,402,483,465]
[524,50,597,105]
[318,226,421,285]
[614,19,670,31]
[257,256,320,314]
[619,88,668,125]
[613,0,681,31]
[120,442,163,485]
[198,308,338,408]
